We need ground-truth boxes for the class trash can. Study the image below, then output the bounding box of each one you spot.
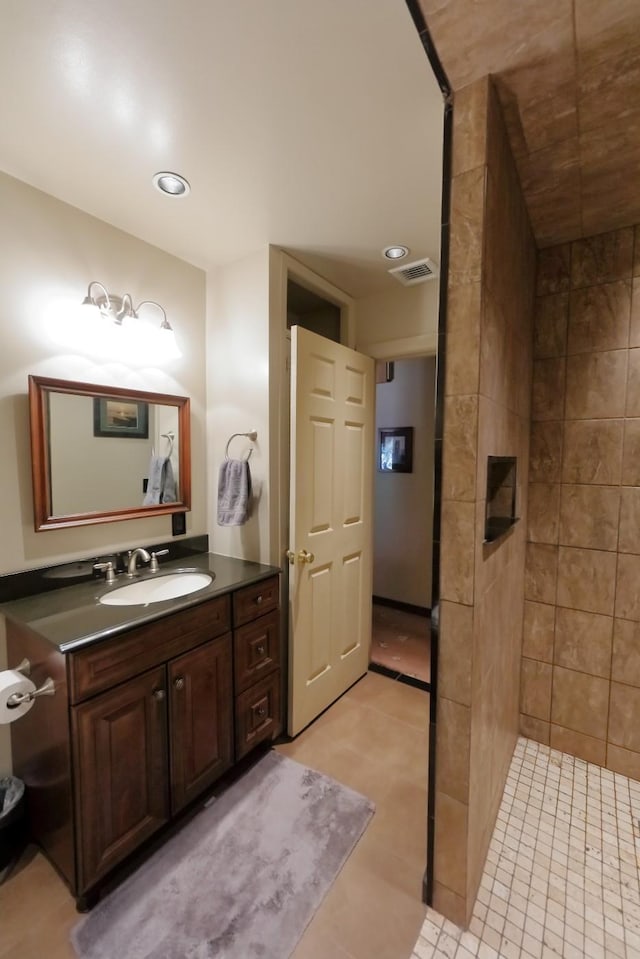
[0,776,26,871]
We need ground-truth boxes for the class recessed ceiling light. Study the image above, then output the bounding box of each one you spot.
[153,171,191,197]
[382,245,409,260]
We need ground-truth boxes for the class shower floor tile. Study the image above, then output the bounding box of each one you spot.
[411,737,640,959]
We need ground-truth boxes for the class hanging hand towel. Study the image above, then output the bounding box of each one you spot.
[160,457,177,503]
[217,458,252,526]
[143,455,165,505]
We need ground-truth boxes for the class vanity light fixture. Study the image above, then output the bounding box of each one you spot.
[80,281,181,360]
[382,245,410,260]
[152,171,191,197]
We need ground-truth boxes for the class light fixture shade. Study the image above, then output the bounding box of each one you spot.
[157,323,181,360]
[66,282,181,364]
[80,296,101,320]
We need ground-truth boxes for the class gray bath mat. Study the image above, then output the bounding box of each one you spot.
[71,750,375,958]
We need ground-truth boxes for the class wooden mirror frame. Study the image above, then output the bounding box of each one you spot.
[28,375,191,531]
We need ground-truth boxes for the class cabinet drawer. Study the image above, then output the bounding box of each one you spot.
[234,610,280,693]
[235,670,281,761]
[232,576,279,627]
[69,595,230,703]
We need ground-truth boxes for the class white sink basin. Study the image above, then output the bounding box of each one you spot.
[99,572,213,606]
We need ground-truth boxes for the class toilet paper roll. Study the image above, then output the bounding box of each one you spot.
[0,670,36,724]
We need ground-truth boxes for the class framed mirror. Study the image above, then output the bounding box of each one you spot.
[28,375,191,530]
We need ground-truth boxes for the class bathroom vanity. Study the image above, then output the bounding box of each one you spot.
[2,553,281,907]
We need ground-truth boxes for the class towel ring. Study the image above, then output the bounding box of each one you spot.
[161,431,175,458]
[225,430,257,461]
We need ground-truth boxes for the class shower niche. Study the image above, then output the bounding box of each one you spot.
[484,456,518,543]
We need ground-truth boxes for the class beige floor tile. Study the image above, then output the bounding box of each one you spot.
[360,676,430,731]
[0,850,77,958]
[314,837,428,959]
[292,920,357,959]
[365,777,429,874]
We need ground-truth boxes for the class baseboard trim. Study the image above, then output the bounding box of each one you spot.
[372,595,431,617]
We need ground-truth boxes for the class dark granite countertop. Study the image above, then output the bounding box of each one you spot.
[0,553,280,653]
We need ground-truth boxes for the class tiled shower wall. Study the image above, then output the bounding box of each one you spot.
[434,75,536,926]
[522,226,640,778]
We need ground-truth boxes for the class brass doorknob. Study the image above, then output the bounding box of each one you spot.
[286,548,315,564]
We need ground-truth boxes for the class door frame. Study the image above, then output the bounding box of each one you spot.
[268,248,358,731]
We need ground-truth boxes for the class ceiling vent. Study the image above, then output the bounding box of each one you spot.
[388,256,439,286]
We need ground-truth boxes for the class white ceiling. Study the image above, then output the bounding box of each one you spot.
[0,0,444,298]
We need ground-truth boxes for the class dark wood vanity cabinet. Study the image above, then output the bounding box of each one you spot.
[71,634,234,892]
[7,572,280,904]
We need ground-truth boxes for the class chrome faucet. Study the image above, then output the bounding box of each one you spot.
[127,547,151,577]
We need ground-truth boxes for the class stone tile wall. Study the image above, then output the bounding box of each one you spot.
[434,75,536,926]
[522,225,640,779]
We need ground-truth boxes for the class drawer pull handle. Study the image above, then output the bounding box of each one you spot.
[255,595,263,605]
[174,677,185,691]
[153,688,166,702]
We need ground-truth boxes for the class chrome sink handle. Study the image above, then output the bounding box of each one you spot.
[150,549,169,573]
[94,561,117,585]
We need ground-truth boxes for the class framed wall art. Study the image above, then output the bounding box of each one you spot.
[378,426,413,473]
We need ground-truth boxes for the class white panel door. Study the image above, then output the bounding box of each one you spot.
[288,326,374,736]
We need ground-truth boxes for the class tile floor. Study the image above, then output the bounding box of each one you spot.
[411,737,640,959]
[371,603,431,684]
[0,671,430,959]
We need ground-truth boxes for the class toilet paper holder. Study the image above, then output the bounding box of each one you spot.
[7,659,55,709]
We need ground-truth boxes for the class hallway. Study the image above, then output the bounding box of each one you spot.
[370,602,431,685]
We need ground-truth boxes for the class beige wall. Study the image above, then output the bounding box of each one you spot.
[0,171,207,775]
[522,226,640,778]
[434,77,536,925]
[374,357,435,608]
[206,249,279,565]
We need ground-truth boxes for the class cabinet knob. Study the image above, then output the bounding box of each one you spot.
[255,595,263,605]
[153,688,166,701]
[256,644,266,657]
[257,706,267,718]
[173,676,185,691]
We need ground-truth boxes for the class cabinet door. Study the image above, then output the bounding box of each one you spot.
[168,634,233,814]
[72,665,169,893]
